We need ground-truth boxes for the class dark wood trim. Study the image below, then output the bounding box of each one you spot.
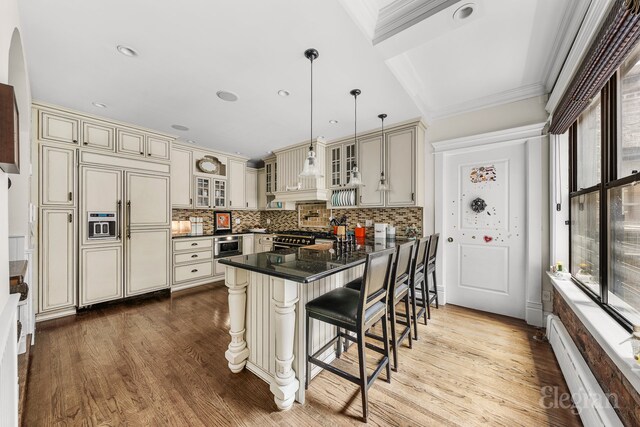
[0,83,19,174]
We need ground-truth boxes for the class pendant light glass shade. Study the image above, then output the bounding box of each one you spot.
[299,48,323,179]
[376,113,389,191]
[348,89,364,187]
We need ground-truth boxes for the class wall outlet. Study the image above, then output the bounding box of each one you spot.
[235,218,241,225]
[542,290,551,302]
[365,219,372,227]
[266,218,271,225]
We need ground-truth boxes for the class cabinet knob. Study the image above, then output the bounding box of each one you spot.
[191,269,198,273]
[73,139,78,143]
[83,142,88,146]
[191,243,198,246]
[147,153,151,156]
[191,254,198,258]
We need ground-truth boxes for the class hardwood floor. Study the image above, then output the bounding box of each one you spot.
[24,283,581,426]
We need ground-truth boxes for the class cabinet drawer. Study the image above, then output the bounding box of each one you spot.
[174,250,213,264]
[174,262,213,283]
[173,238,213,251]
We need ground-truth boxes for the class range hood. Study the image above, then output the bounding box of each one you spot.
[273,187,329,206]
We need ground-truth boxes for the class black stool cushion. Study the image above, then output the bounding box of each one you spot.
[345,277,362,291]
[306,287,385,330]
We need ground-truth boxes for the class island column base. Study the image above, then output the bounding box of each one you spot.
[225,267,250,373]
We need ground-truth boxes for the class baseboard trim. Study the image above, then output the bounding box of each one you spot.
[36,307,77,322]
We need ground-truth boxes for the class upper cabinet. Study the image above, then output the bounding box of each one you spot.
[265,157,277,194]
[386,127,417,207]
[228,159,246,209]
[327,142,356,189]
[171,147,193,208]
[257,168,267,210]
[246,168,258,210]
[146,136,171,160]
[39,110,79,144]
[116,129,145,157]
[81,121,115,151]
[40,145,76,207]
[358,134,385,207]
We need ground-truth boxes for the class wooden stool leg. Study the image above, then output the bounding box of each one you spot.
[357,329,368,423]
[404,295,412,349]
[433,269,439,308]
[410,281,419,340]
[381,311,391,383]
[421,279,429,324]
[389,302,398,372]
[305,313,311,390]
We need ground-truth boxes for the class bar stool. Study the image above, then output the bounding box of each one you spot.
[345,240,415,371]
[425,233,440,319]
[305,248,396,422]
[409,236,430,338]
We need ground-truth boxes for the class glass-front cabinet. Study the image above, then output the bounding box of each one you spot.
[213,179,227,208]
[195,176,211,208]
[327,142,356,189]
[265,158,277,194]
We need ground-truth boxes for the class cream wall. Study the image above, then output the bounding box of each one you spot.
[0,0,31,311]
[427,95,549,143]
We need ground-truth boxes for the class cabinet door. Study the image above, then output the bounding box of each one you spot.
[358,135,385,207]
[243,235,255,254]
[80,245,123,306]
[229,159,246,209]
[40,209,76,312]
[126,172,170,228]
[257,169,267,210]
[194,176,212,208]
[386,127,416,206]
[213,179,227,208]
[126,229,170,296]
[81,121,115,151]
[147,136,171,160]
[329,145,342,188]
[116,129,145,157]
[245,168,258,209]
[80,166,122,244]
[39,111,79,144]
[344,143,357,186]
[171,148,193,208]
[265,162,274,194]
[40,145,75,206]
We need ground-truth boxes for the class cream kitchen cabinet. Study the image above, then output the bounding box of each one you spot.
[257,168,267,210]
[81,120,115,151]
[265,157,277,194]
[245,168,258,209]
[116,130,171,160]
[386,127,417,207]
[254,234,274,253]
[358,134,385,207]
[39,208,76,313]
[243,234,255,255]
[194,176,212,208]
[228,159,246,209]
[80,245,123,305]
[213,179,227,208]
[39,110,79,144]
[126,172,171,228]
[40,145,76,207]
[327,141,356,189]
[171,147,193,208]
[172,236,215,290]
[126,228,171,296]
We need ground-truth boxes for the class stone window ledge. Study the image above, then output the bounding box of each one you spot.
[548,272,640,394]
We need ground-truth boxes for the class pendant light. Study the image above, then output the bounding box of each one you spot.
[376,113,390,192]
[299,48,323,178]
[348,89,363,186]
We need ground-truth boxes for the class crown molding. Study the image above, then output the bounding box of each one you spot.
[373,0,461,44]
[540,0,591,93]
[431,122,546,152]
[546,0,614,114]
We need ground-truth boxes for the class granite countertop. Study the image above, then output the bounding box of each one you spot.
[219,238,413,284]
[172,231,270,239]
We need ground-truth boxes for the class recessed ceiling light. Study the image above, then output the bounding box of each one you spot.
[217,91,239,102]
[235,151,242,154]
[329,120,338,124]
[277,90,290,97]
[453,3,475,21]
[116,45,138,57]
[171,124,189,131]
[187,139,196,144]
[92,102,107,108]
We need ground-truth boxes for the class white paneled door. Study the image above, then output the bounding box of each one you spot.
[444,142,526,319]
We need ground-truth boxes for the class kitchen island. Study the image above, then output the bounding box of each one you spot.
[219,240,402,410]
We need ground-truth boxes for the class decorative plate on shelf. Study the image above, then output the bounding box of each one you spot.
[197,155,225,175]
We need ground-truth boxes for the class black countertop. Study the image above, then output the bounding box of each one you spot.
[172,231,270,239]
[219,238,413,284]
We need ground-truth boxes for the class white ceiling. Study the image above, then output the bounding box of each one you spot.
[19,0,588,160]
[18,0,421,160]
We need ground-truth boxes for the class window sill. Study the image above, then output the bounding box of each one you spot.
[547,272,640,394]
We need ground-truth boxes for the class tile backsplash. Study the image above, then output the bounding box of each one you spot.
[174,205,423,238]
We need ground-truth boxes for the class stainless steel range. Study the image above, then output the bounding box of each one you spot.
[272,230,336,250]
